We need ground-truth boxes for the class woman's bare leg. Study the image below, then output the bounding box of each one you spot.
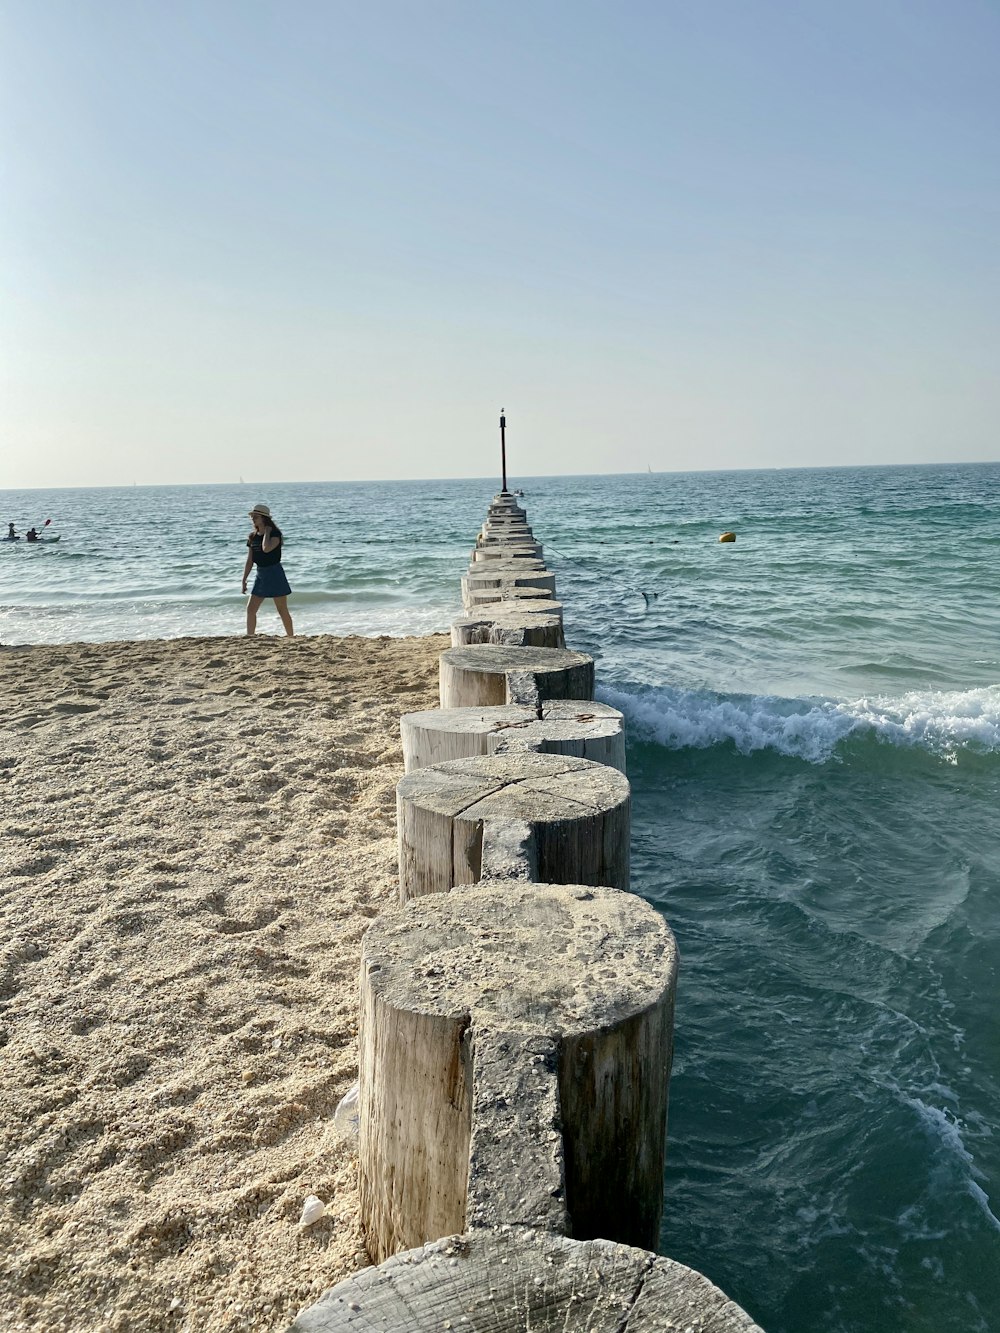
[274,596,294,637]
[246,595,264,636]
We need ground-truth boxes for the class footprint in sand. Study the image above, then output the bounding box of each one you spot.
[109,911,153,938]
[215,911,279,935]
[70,1010,107,1036]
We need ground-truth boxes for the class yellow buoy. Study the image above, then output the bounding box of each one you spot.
[719,531,736,543]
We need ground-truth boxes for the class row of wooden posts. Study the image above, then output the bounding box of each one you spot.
[291,495,762,1331]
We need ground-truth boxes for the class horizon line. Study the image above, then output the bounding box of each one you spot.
[3,458,998,494]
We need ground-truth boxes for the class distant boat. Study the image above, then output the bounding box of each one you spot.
[240,475,245,484]
[514,488,525,496]
[647,464,653,474]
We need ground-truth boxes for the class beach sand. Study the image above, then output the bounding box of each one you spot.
[0,633,448,1332]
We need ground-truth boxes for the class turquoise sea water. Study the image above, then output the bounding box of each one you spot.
[3,465,999,1331]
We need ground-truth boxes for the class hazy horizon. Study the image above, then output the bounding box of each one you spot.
[4,457,999,499]
[3,1,998,488]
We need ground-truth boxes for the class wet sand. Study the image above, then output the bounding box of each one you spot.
[0,633,447,1332]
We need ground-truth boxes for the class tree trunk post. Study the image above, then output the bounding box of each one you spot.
[439,645,594,709]
[451,612,565,650]
[401,702,625,773]
[356,880,677,1262]
[396,751,629,899]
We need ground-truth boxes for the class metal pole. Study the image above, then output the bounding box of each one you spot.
[500,410,507,492]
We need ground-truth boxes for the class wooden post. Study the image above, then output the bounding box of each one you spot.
[401,702,626,772]
[481,525,532,540]
[481,519,532,536]
[463,584,558,608]
[466,556,548,574]
[471,542,543,561]
[487,703,625,768]
[450,610,565,649]
[356,881,676,1261]
[453,597,563,626]
[461,569,556,609]
[396,751,629,898]
[465,556,547,572]
[457,596,563,618]
[480,526,533,541]
[289,1228,764,1332]
[469,557,552,578]
[439,644,594,708]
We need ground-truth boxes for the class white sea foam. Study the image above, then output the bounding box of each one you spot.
[597,682,1000,762]
[0,598,454,645]
[902,1096,1000,1235]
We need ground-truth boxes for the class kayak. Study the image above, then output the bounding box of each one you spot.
[2,536,20,542]
[27,536,61,544]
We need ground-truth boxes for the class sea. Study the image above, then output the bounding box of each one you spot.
[2,465,999,1333]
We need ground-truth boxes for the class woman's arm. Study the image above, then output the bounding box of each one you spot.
[241,548,254,593]
[261,525,280,554]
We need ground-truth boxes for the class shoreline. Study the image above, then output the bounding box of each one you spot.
[0,633,448,1332]
[0,627,451,653]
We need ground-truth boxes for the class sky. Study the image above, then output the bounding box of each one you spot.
[2,0,999,487]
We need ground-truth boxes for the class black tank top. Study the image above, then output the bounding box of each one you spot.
[248,534,282,567]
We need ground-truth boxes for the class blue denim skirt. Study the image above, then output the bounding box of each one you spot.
[251,563,292,598]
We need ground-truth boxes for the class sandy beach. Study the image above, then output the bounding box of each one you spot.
[0,633,447,1332]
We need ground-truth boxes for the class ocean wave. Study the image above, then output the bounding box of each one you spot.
[900,1095,1000,1235]
[598,681,1000,762]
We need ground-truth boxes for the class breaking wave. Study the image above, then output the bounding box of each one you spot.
[598,681,1000,763]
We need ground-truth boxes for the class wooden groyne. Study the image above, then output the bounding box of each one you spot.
[289,492,763,1331]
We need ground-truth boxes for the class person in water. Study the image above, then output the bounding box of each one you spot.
[242,503,294,637]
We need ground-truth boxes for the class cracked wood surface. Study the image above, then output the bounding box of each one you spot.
[289,1227,763,1332]
[439,644,595,708]
[396,751,630,900]
[450,609,566,650]
[463,585,556,607]
[480,527,535,543]
[471,542,543,561]
[465,558,549,575]
[467,555,548,572]
[461,571,557,610]
[401,702,625,773]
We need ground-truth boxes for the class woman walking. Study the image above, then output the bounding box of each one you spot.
[242,503,294,636]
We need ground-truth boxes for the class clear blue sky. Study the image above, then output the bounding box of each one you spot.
[2,0,998,486]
